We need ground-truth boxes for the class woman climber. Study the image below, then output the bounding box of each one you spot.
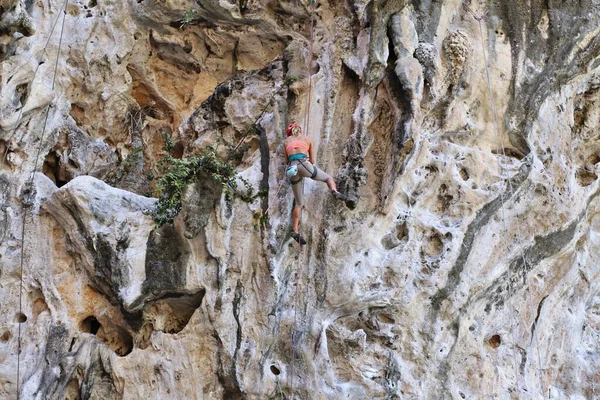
[284,122,346,245]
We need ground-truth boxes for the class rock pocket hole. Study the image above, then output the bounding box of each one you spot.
[80,316,101,335]
[65,379,80,400]
[310,60,320,75]
[15,313,27,323]
[43,151,70,187]
[15,82,29,106]
[270,365,281,376]
[381,223,408,250]
[172,142,184,159]
[0,140,8,166]
[587,154,600,165]
[576,167,597,187]
[136,289,205,350]
[422,233,444,259]
[80,315,133,356]
[1,331,11,342]
[486,334,502,349]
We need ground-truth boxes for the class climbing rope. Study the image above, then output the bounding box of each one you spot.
[15,1,68,398]
[466,5,545,397]
[263,178,287,216]
[289,181,306,399]
[289,1,317,398]
[229,80,291,158]
[301,0,317,137]
[1,0,69,167]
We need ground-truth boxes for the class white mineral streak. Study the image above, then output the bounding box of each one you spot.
[1,0,600,399]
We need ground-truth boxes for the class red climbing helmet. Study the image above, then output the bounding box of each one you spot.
[286,123,301,136]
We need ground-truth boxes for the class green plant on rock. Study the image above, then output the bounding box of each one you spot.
[252,210,269,231]
[160,129,175,154]
[180,8,198,29]
[153,144,263,226]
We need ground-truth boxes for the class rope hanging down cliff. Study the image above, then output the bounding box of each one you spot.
[465,5,545,397]
[14,1,69,399]
[289,0,316,397]
[1,1,69,167]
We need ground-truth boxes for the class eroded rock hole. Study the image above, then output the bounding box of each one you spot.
[486,334,502,348]
[15,82,29,106]
[398,223,408,239]
[0,140,8,166]
[80,316,101,334]
[378,314,395,324]
[310,60,320,75]
[172,142,184,159]
[70,103,87,126]
[460,167,469,181]
[1,331,11,343]
[135,290,205,350]
[144,290,205,334]
[491,147,526,160]
[109,328,133,356]
[270,365,281,376]
[576,167,597,187]
[587,154,600,165]
[31,289,49,318]
[88,0,97,7]
[128,68,174,122]
[80,315,133,356]
[15,313,27,323]
[422,233,444,258]
[64,379,80,400]
[573,106,587,127]
[381,221,409,250]
[43,151,70,187]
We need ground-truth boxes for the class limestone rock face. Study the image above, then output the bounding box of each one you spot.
[1,1,600,399]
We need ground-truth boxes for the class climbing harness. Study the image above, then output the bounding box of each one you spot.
[466,5,545,397]
[14,1,69,399]
[286,164,298,178]
[286,156,318,184]
[298,159,318,180]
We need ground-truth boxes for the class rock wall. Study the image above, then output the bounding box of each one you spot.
[1,0,600,399]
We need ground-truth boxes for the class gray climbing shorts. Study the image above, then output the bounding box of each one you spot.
[289,159,331,207]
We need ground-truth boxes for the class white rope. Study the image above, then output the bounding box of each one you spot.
[467,6,545,397]
[1,0,69,166]
[289,1,317,396]
[15,2,69,398]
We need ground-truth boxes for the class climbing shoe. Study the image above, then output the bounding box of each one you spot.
[332,191,356,210]
[291,232,307,245]
[332,190,348,201]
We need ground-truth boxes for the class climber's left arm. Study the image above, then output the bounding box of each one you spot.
[308,138,315,164]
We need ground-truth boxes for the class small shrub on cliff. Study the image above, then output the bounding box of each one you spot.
[153,142,263,226]
[180,8,198,29]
